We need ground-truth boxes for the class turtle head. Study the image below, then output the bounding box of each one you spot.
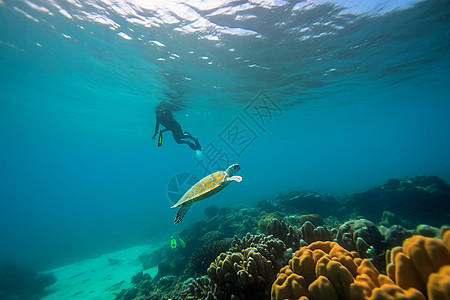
[225,164,240,176]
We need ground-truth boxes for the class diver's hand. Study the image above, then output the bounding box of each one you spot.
[152,133,157,140]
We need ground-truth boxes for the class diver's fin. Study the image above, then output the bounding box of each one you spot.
[158,132,163,147]
[194,139,202,151]
[174,202,192,224]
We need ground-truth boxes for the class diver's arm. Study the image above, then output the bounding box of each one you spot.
[152,120,160,140]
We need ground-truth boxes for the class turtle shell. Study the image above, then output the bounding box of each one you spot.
[171,171,228,208]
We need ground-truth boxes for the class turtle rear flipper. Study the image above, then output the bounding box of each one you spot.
[174,202,192,224]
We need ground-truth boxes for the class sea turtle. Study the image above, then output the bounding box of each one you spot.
[171,164,242,224]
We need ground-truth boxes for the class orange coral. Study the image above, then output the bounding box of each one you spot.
[371,284,426,300]
[271,241,378,300]
[427,265,450,300]
[386,228,450,297]
[271,232,450,300]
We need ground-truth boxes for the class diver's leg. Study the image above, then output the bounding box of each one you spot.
[178,130,201,150]
[184,132,201,150]
[173,123,200,150]
[182,131,200,145]
[173,136,198,150]
[184,131,194,139]
[183,131,200,142]
[171,123,185,140]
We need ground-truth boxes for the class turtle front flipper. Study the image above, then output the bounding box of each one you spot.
[227,175,242,183]
[174,202,192,224]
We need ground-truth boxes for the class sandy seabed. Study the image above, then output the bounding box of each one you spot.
[42,245,158,300]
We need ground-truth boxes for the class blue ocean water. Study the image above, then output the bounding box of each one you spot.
[0,0,449,275]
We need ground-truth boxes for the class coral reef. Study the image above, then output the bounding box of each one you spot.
[204,205,220,218]
[271,241,424,300]
[200,231,225,245]
[208,247,275,300]
[175,276,224,300]
[188,239,232,277]
[131,205,264,299]
[230,233,273,252]
[0,263,56,300]
[266,218,301,250]
[299,221,334,245]
[230,233,290,271]
[299,214,325,227]
[416,224,441,238]
[255,199,277,214]
[276,191,339,217]
[427,265,450,300]
[336,219,387,271]
[323,215,342,230]
[336,219,385,254]
[217,207,261,239]
[258,213,281,233]
[271,241,365,300]
[382,225,413,249]
[272,227,450,300]
[346,176,450,227]
[380,211,405,228]
[117,175,450,300]
[139,242,188,279]
[264,218,335,251]
[386,226,450,298]
[131,271,152,286]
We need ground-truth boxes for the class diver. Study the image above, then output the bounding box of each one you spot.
[152,105,202,151]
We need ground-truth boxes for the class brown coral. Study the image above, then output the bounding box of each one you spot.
[189,238,232,277]
[208,247,275,299]
[299,214,324,227]
[336,219,385,256]
[336,218,387,272]
[299,221,333,245]
[176,276,224,300]
[266,218,334,251]
[266,218,301,250]
[258,213,281,233]
[230,233,289,271]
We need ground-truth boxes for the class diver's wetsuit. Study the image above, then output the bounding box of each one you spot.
[152,108,201,151]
